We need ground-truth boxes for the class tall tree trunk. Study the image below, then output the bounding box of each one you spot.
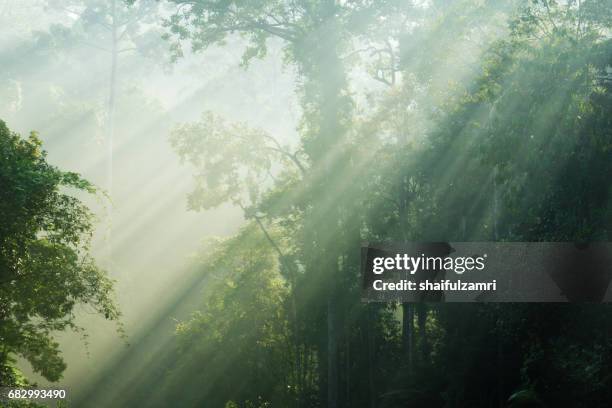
[345,335,350,405]
[497,321,504,408]
[106,0,118,262]
[493,165,498,240]
[318,338,327,406]
[310,7,348,407]
[398,172,414,371]
[417,303,428,360]
[251,210,302,407]
[296,2,350,405]
[402,303,414,371]
[327,293,338,408]
[367,305,377,408]
[293,289,301,408]
[108,0,117,194]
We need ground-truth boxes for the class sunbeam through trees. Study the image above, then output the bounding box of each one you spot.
[1,1,611,407]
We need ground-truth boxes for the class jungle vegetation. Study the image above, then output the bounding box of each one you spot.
[1,1,611,407]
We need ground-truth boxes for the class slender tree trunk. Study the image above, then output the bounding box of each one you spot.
[106,0,118,262]
[493,166,498,240]
[296,3,349,406]
[497,322,504,408]
[366,305,376,408]
[398,172,415,371]
[417,303,428,359]
[250,209,302,407]
[293,289,301,408]
[345,335,350,405]
[312,9,347,408]
[402,303,414,371]
[327,293,338,408]
[108,0,117,194]
[318,338,327,406]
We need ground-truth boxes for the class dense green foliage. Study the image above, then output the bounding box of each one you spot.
[0,121,119,384]
[161,1,612,407]
[0,0,610,407]
[163,227,292,407]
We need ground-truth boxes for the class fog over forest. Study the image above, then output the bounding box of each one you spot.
[1,1,611,407]
[2,0,301,396]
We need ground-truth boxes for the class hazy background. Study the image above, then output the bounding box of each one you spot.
[0,1,495,397]
[5,2,609,407]
[1,0,299,393]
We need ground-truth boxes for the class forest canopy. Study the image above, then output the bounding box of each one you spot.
[0,1,611,408]
[155,0,612,407]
